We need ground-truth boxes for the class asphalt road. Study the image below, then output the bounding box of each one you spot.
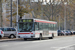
[0,36,75,50]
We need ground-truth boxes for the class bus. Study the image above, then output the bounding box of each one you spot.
[18,19,57,40]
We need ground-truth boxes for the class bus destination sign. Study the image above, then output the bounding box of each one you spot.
[19,19,33,22]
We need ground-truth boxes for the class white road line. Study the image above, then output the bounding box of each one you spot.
[56,44,75,50]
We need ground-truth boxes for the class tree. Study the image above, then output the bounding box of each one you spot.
[6,0,32,26]
[0,0,4,27]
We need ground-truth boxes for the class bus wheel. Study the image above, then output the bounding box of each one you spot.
[24,38,27,41]
[49,34,54,39]
[0,35,2,39]
[38,34,42,40]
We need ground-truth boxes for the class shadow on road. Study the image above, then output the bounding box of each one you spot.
[0,37,50,43]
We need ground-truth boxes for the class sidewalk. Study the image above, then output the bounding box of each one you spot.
[0,38,20,42]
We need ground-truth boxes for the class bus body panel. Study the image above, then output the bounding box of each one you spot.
[34,31,40,38]
[18,19,57,39]
[49,31,57,36]
[18,31,35,38]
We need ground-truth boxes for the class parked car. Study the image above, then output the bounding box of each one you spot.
[73,31,75,35]
[71,31,75,35]
[0,27,16,38]
[68,30,72,35]
[0,30,4,39]
[58,30,64,36]
[63,30,71,35]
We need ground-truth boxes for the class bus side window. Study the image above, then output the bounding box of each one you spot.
[39,23,43,30]
[49,24,51,30]
[35,22,39,30]
[51,24,53,30]
[45,23,48,30]
[53,24,54,30]
[54,24,56,30]
[55,24,57,30]
[52,24,54,30]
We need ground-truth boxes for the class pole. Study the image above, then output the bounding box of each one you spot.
[52,4,53,20]
[29,0,35,18]
[16,0,18,38]
[59,15,60,30]
[0,0,2,27]
[64,3,67,31]
[10,0,12,27]
[41,1,43,19]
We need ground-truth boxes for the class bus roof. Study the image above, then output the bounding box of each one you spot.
[19,18,57,24]
[34,19,57,24]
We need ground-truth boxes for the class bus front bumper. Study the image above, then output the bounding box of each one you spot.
[18,35,34,38]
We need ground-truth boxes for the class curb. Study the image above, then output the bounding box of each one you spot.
[0,38,20,42]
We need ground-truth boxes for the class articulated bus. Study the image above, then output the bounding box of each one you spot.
[18,19,57,40]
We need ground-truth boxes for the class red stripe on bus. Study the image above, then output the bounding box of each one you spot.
[35,20,56,24]
[54,33,56,34]
[31,33,33,34]
[18,33,33,34]
[49,33,52,34]
[35,33,40,34]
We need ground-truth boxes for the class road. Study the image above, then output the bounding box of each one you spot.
[0,36,75,50]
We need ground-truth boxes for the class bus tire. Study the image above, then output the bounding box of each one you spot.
[38,34,42,40]
[24,38,27,41]
[0,35,2,39]
[49,34,54,39]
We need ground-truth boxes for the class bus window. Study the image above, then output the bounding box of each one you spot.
[49,24,51,30]
[35,22,39,30]
[53,24,54,30]
[19,23,34,32]
[54,24,56,30]
[52,24,54,30]
[50,24,53,30]
[19,23,23,32]
[47,23,49,30]
[45,23,48,30]
[39,23,43,30]
[55,24,57,30]
[43,23,46,30]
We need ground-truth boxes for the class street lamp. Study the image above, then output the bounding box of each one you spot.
[16,0,19,38]
[57,14,60,30]
[51,2,54,21]
[0,0,2,27]
[10,0,12,27]
[64,2,67,31]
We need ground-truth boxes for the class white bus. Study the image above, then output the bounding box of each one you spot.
[18,19,57,40]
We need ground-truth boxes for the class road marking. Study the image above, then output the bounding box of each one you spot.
[56,44,75,50]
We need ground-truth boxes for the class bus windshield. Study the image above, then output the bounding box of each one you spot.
[19,23,34,32]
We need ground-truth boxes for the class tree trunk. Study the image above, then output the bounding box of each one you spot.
[0,0,3,27]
